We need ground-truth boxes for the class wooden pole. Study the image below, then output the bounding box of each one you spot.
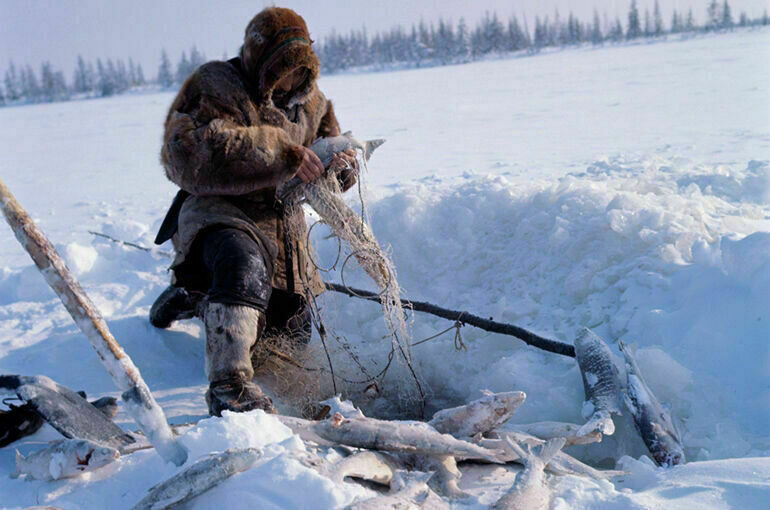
[0,179,187,466]
[325,282,576,358]
[81,230,576,359]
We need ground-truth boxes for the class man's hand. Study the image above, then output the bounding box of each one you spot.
[329,149,358,191]
[295,146,325,183]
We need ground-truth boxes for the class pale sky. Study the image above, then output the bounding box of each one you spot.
[1,0,768,77]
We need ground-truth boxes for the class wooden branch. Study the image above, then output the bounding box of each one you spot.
[0,179,187,466]
[82,231,575,358]
[324,282,576,358]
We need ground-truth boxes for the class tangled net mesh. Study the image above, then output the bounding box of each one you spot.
[282,152,429,417]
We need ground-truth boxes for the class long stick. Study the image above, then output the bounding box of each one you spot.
[0,179,188,466]
[84,231,576,359]
[325,282,576,358]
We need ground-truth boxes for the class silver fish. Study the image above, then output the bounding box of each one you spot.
[12,439,119,481]
[508,421,602,447]
[278,132,385,201]
[347,470,447,510]
[619,340,686,466]
[279,132,390,286]
[493,437,565,510]
[310,131,386,167]
[428,391,526,439]
[90,396,119,419]
[314,413,501,462]
[279,413,501,462]
[331,450,396,485]
[132,448,262,510]
[574,328,622,436]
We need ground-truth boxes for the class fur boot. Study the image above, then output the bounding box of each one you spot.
[204,302,274,415]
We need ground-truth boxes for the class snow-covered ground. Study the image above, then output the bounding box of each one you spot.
[1,28,769,509]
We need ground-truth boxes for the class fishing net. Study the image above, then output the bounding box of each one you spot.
[283,153,429,416]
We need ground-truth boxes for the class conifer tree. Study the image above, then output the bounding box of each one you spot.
[721,1,733,28]
[158,49,173,88]
[533,16,547,50]
[40,61,57,102]
[654,0,664,36]
[22,65,41,101]
[176,51,190,84]
[4,61,21,101]
[671,10,682,33]
[135,63,146,86]
[707,0,721,30]
[609,17,624,41]
[189,46,206,69]
[116,59,129,92]
[86,61,95,92]
[53,70,68,100]
[627,0,642,39]
[488,12,506,51]
[507,15,528,51]
[644,9,653,36]
[685,9,696,31]
[455,17,471,60]
[128,58,137,86]
[435,18,455,63]
[72,55,91,93]
[96,59,117,96]
[591,10,603,45]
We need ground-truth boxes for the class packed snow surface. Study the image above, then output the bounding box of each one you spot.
[1,29,769,509]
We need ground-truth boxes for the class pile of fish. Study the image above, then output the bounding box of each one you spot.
[1,329,685,508]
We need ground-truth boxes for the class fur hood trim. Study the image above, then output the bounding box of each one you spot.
[241,7,320,107]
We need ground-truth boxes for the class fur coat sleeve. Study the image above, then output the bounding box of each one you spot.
[161,62,305,196]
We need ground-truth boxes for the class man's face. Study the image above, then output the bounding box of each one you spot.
[273,68,308,104]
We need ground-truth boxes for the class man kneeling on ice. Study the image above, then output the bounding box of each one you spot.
[149,7,358,416]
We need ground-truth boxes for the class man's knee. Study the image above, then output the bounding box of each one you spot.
[201,228,273,311]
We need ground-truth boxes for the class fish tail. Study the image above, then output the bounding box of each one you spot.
[504,436,565,466]
[577,410,616,437]
[11,450,24,478]
[364,139,386,160]
[502,435,529,461]
[538,438,566,464]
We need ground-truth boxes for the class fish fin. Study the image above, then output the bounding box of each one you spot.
[538,438,566,464]
[12,450,24,478]
[577,411,615,437]
[390,469,432,492]
[623,391,638,416]
[363,139,386,160]
[502,435,528,460]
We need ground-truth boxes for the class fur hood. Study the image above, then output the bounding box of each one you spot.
[240,7,320,108]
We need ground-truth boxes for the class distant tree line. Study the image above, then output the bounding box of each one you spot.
[1,1,768,107]
[0,45,205,107]
[316,0,769,73]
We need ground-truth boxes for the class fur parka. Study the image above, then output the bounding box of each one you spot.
[161,7,340,296]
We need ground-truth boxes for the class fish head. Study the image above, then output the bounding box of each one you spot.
[491,391,527,418]
[649,422,686,466]
[76,444,119,470]
[651,439,685,467]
